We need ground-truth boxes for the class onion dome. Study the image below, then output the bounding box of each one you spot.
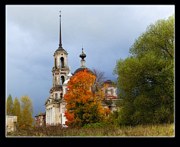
[74,48,94,75]
[79,48,86,60]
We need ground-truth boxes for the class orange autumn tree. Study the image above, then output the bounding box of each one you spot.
[64,69,108,127]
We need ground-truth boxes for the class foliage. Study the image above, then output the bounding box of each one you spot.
[64,69,108,127]
[83,122,109,128]
[106,110,119,126]
[130,15,174,59]
[103,99,113,106]
[20,96,34,129]
[6,94,13,115]
[7,124,174,137]
[6,95,34,130]
[114,15,174,125]
[12,97,22,128]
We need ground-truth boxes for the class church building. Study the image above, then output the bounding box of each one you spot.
[43,12,118,127]
[45,12,71,126]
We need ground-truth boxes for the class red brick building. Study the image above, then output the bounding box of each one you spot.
[35,112,46,127]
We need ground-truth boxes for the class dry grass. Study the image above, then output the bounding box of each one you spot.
[7,123,174,137]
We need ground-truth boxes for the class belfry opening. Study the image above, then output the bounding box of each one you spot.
[60,57,64,68]
[61,76,65,84]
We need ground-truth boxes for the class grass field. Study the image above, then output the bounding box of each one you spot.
[7,123,174,137]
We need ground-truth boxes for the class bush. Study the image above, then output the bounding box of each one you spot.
[83,122,109,128]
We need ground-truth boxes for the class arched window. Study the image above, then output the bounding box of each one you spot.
[111,89,114,95]
[61,76,65,84]
[60,57,64,68]
[55,93,58,99]
[60,93,63,99]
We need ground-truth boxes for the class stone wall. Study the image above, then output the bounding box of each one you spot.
[6,115,17,133]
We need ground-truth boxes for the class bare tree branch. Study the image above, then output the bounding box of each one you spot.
[92,68,106,88]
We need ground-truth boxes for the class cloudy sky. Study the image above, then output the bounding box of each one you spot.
[6,5,174,116]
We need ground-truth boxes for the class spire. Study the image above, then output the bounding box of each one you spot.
[59,11,62,48]
[55,11,68,54]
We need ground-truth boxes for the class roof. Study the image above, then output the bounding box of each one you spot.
[67,72,72,77]
[74,67,94,75]
[55,47,68,55]
[35,112,46,117]
[50,85,63,93]
[103,80,117,88]
[63,79,70,85]
[104,80,113,84]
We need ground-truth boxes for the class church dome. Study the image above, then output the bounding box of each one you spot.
[74,67,94,75]
[74,48,94,75]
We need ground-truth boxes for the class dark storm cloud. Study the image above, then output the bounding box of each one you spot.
[6,5,174,115]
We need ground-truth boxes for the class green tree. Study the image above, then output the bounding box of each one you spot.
[130,15,174,59]
[20,96,34,129]
[6,94,13,115]
[114,15,174,125]
[13,97,22,128]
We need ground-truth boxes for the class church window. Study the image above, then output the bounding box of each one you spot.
[55,93,58,99]
[111,89,114,95]
[61,76,65,84]
[60,57,65,68]
[105,89,108,94]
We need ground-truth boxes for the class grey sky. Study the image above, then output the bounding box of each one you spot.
[6,5,174,116]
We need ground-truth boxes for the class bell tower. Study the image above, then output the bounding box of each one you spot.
[52,11,69,87]
[45,11,69,126]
